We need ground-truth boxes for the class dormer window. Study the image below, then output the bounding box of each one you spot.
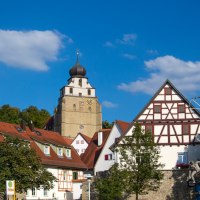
[44,145,50,155]
[66,149,71,158]
[57,147,63,157]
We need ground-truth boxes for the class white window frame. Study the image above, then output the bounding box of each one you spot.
[44,145,50,155]
[43,188,48,196]
[66,149,71,158]
[57,147,63,157]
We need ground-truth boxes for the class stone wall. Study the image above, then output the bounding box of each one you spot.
[129,170,195,200]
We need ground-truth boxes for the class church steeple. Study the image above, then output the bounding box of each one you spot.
[69,50,86,78]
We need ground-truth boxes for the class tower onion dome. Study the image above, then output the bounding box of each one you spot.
[69,51,86,77]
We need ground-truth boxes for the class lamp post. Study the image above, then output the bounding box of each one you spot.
[85,174,93,200]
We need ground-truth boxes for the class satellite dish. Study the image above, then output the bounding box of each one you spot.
[196,133,200,142]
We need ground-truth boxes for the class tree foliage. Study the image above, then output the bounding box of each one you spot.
[0,136,56,193]
[94,123,164,200]
[20,106,50,128]
[0,105,20,124]
[0,104,50,128]
[102,120,113,129]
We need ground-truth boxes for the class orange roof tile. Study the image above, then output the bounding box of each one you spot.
[116,120,130,135]
[81,129,111,170]
[0,122,87,170]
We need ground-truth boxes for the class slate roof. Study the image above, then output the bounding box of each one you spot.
[0,122,87,170]
[80,129,111,170]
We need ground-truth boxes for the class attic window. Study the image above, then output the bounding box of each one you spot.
[178,105,185,113]
[154,105,161,113]
[105,154,112,160]
[57,147,63,157]
[44,145,50,155]
[66,149,71,158]
[165,88,172,95]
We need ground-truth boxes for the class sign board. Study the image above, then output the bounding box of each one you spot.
[6,180,15,195]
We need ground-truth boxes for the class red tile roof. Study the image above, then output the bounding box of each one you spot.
[0,122,87,170]
[81,129,111,170]
[63,137,73,145]
[74,132,91,144]
[116,120,130,135]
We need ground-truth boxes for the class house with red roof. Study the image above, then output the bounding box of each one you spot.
[71,133,91,155]
[0,121,87,200]
[81,120,129,175]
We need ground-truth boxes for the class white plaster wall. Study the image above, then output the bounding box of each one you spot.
[72,183,82,200]
[159,145,186,169]
[71,134,89,155]
[94,123,122,174]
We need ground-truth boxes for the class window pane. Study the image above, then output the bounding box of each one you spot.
[154,105,161,113]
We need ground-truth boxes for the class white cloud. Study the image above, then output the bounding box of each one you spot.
[117,34,137,45]
[118,55,200,95]
[122,53,136,60]
[102,101,118,108]
[0,30,70,71]
[104,41,115,48]
[146,49,159,55]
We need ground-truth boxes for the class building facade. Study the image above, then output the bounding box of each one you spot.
[54,54,102,138]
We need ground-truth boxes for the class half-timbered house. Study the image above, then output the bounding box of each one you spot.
[121,79,200,170]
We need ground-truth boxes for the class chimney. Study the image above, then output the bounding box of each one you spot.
[29,120,34,132]
[20,120,26,131]
[98,131,103,146]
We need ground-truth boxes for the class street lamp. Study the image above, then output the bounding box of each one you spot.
[85,174,93,200]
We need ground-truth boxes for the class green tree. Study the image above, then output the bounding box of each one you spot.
[0,136,56,193]
[94,123,163,200]
[0,104,20,124]
[102,120,113,129]
[20,106,50,128]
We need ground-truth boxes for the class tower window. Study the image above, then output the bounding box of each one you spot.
[73,104,76,111]
[79,79,82,87]
[88,89,91,95]
[79,93,82,96]
[69,88,73,94]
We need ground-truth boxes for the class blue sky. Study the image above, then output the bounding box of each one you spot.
[0,0,200,123]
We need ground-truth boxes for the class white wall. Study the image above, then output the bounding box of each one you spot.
[71,134,89,155]
[94,123,122,174]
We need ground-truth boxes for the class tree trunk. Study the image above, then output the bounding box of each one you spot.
[136,192,139,200]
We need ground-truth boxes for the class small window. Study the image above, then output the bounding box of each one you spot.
[79,93,82,97]
[43,188,48,196]
[81,140,84,144]
[178,105,185,113]
[165,88,172,95]
[177,152,188,164]
[81,149,85,153]
[145,125,153,133]
[76,140,79,144]
[88,89,91,95]
[66,149,71,158]
[105,154,112,160]
[32,188,36,196]
[73,171,78,180]
[69,88,73,94]
[57,147,63,157]
[73,104,76,111]
[182,124,190,135]
[154,105,161,113]
[63,171,67,181]
[79,79,82,87]
[44,145,50,155]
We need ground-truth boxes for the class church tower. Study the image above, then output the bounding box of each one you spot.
[54,53,102,138]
